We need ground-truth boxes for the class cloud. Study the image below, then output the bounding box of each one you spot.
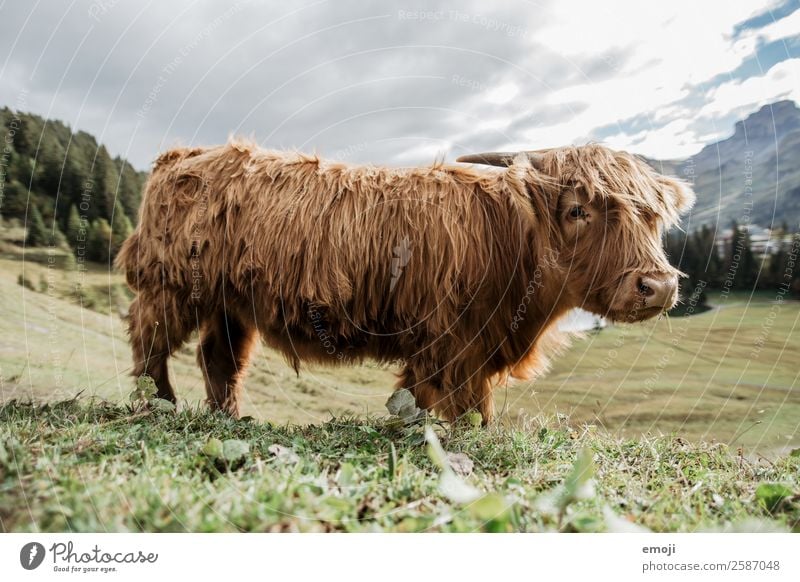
[499,1,787,154]
[699,57,800,118]
[485,82,520,105]
[0,0,796,167]
[597,56,800,159]
[533,1,764,84]
[603,116,699,160]
[595,55,800,160]
[747,6,800,44]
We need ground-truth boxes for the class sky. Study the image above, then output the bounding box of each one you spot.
[0,0,798,169]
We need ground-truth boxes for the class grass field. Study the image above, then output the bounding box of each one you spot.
[1,399,798,532]
[516,289,800,453]
[1,243,798,452]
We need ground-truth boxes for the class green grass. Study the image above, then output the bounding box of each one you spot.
[517,289,800,452]
[1,398,798,532]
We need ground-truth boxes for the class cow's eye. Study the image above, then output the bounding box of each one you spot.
[568,206,585,219]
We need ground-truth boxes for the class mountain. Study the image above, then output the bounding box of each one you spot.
[648,100,800,230]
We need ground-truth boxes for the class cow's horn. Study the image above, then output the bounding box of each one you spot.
[456,151,545,170]
[456,152,517,166]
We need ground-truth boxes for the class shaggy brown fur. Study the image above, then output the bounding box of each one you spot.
[115,140,693,422]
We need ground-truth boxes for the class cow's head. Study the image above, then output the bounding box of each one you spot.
[458,145,695,322]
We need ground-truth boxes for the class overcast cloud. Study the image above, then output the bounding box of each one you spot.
[1,0,798,169]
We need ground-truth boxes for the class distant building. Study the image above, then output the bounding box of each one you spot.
[714,224,795,258]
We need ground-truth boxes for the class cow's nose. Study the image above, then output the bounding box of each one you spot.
[636,274,678,309]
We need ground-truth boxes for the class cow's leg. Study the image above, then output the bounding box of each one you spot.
[445,374,495,424]
[396,366,445,414]
[197,310,257,417]
[398,363,495,424]
[127,293,193,403]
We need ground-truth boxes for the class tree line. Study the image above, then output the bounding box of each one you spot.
[0,107,147,263]
[666,221,800,299]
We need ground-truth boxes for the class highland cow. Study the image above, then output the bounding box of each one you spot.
[115,141,694,422]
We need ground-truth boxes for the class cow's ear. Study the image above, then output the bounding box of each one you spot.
[660,176,695,213]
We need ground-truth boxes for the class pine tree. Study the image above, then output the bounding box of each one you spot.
[791,234,800,297]
[34,141,66,198]
[25,205,49,247]
[92,148,119,219]
[61,152,86,206]
[694,224,720,286]
[110,202,132,259]
[116,159,143,223]
[726,222,757,290]
[665,230,687,271]
[1,180,29,218]
[65,204,84,249]
[684,231,702,284]
[769,248,786,289]
[87,218,112,263]
[739,227,757,289]
[50,223,68,249]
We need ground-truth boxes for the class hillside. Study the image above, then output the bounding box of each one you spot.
[648,100,800,229]
[0,107,147,260]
